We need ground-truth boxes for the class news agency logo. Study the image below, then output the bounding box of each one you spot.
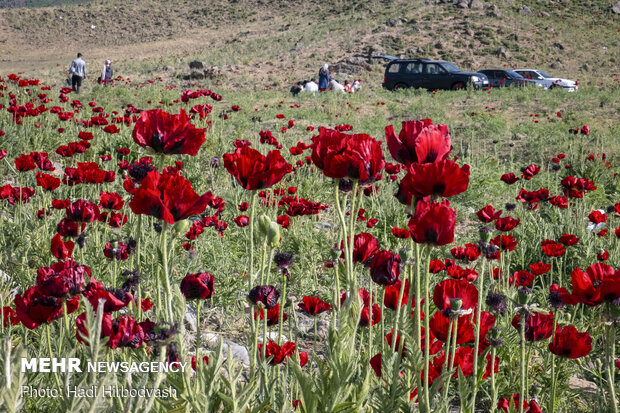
[20,358,188,373]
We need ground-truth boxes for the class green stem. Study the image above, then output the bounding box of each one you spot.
[440,317,455,407]
[249,191,257,288]
[607,321,618,413]
[490,346,497,413]
[333,180,351,298]
[347,180,359,293]
[278,270,287,346]
[194,300,202,392]
[423,247,432,411]
[519,314,526,413]
[470,258,487,411]
[159,221,173,322]
[46,323,62,390]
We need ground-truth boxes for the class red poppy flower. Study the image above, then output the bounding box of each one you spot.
[129,171,211,224]
[429,259,446,273]
[14,154,36,172]
[392,227,410,239]
[132,109,206,156]
[541,239,565,257]
[494,216,520,232]
[511,311,554,341]
[360,304,381,327]
[429,311,475,344]
[597,250,609,261]
[396,160,469,202]
[35,172,61,191]
[83,280,133,312]
[549,325,592,359]
[310,127,385,182]
[384,119,451,165]
[558,234,579,246]
[476,205,502,223]
[234,215,249,227]
[180,272,214,300]
[512,270,535,287]
[565,263,617,306]
[500,173,519,184]
[191,355,210,371]
[369,250,401,286]
[224,146,291,190]
[257,340,296,364]
[66,200,100,223]
[490,235,518,252]
[339,232,379,265]
[408,199,456,246]
[254,303,286,326]
[99,191,124,210]
[298,296,332,316]
[451,243,481,262]
[50,233,74,260]
[104,315,145,349]
[384,279,410,310]
[141,299,153,312]
[103,241,130,261]
[14,286,79,330]
[36,260,91,298]
[521,164,540,180]
[588,210,607,224]
[433,278,478,313]
[529,262,551,276]
[108,212,127,228]
[2,306,19,327]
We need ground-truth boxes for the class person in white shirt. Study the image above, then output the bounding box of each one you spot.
[68,53,87,94]
[304,79,319,92]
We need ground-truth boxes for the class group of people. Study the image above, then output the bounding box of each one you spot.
[67,53,114,93]
[290,63,361,96]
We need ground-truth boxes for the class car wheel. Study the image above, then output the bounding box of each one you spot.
[451,82,465,90]
[394,83,408,90]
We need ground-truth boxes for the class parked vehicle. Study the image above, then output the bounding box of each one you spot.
[478,69,529,88]
[378,57,489,91]
[514,69,578,91]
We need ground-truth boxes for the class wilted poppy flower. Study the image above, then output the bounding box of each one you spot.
[180,272,214,300]
[50,233,74,260]
[129,171,211,224]
[310,127,385,182]
[433,279,478,313]
[36,260,91,298]
[132,109,206,156]
[396,160,469,202]
[14,286,79,330]
[384,119,451,165]
[248,285,280,309]
[369,250,401,286]
[224,145,291,190]
[511,311,554,341]
[298,296,332,316]
[548,324,592,360]
[408,200,456,246]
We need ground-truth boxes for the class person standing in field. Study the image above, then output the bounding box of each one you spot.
[318,63,329,91]
[101,60,113,87]
[68,53,87,94]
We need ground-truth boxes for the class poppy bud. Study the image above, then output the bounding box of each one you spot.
[329,248,341,260]
[610,303,620,320]
[479,226,492,242]
[172,219,190,238]
[516,287,532,305]
[398,248,414,264]
[450,298,463,311]
[267,222,281,248]
[257,213,271,236]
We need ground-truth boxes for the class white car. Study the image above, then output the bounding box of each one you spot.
[514,69,578,91]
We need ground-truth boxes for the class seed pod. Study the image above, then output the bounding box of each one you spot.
[257,213,271,236]
[267,222,281,248]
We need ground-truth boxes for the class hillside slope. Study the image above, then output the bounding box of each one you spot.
[0,0,618,89]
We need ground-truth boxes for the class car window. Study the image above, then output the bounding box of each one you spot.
[404,62,422,74]
[518,71,534,79]
[387,63,401,73]
[424,63,446,74]
[441,62,460,72]
[538,71,552,78]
